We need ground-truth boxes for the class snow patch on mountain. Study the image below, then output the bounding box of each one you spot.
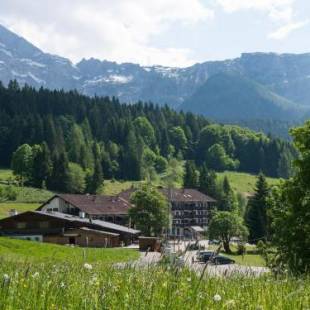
[84,74,133,85]
[153,66,180,78]
[28,72,46,84]
[20,58,46,68]
[12,70,27,78]
[0,48,12,57]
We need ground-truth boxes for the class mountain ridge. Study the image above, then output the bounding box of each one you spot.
[0,24,310,121]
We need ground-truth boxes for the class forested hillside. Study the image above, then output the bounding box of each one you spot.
[180,73,305,121]
[0,81,295,193]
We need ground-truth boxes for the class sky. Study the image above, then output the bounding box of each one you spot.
[0,0,310,67]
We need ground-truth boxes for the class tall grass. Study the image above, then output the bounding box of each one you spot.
[0,258,309,309]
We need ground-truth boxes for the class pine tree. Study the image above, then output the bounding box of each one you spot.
[50,152,71,192]
[86,143,104,194]
[32,142,53,188]
[89,158,104,194]
[183,160,198,188]
[218,176,235,212]
[246,173,270,242]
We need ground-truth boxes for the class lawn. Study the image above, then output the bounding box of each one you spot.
[217,171,280,194]
[0,202,40,219]
[0,237,139,264]
[223,252,266,267]
[208,244,266,267]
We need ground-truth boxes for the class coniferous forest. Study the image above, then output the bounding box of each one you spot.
[0,81,296,193]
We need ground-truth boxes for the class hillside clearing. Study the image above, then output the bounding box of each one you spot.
[217,171,280,194]
[0,202,39,219]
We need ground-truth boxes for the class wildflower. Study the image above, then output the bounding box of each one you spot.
[84,263,93,270]
[3,274,10,283]
[213,294,222,302]
[32,272,40,278]
[60,282,65,288]
[187,277,191,282]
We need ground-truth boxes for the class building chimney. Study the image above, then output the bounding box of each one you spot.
[79,211,86,218]
[9,209,18,217]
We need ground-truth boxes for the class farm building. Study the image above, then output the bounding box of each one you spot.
[38,194,131,225]
[0,211,140,247]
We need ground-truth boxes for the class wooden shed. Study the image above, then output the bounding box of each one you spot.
[139,236,161,252]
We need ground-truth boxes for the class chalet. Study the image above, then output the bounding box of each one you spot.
[119,188,216,238]
[38,194,131,226]
[0,211,140,247]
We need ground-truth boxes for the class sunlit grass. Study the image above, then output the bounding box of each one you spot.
[0,202,40,219]
[0,237,139,264]
[0,258,308,309]
[217,171,280,194]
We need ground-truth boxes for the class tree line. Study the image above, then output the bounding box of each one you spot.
[0,81,295,193]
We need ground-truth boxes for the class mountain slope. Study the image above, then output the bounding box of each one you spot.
[179,73,305,121]
[1,24,310,120]
[0,24,79,90]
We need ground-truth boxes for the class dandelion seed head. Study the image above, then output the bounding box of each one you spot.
[84,263,93,270]
[213,294,222,302]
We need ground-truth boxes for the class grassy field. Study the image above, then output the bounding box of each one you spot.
[217,171,280,194]
[0,202,40,219]
[101,180,141,196]
[0,237,139,264]
[207,244,266,267]
[0,168,14,181]
[223,252,266,267]
[0,258,308,309]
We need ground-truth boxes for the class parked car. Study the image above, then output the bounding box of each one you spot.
[196,251,216,262]
[211,255,235,265]
[209,239,220,245]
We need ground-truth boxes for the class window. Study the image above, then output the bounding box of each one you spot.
[39,222,49,229]
[17,222,26,229]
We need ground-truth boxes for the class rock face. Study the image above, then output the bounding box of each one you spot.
[1,24,310,120]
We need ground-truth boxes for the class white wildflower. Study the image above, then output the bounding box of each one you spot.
[60,282,65,288]
[84,263,93,270]
[187,277,191,282]
[32,272,40,278]
[3,274,10,283]
[213,294,222,302]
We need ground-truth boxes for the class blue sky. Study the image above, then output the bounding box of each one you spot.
[0,0,309,67]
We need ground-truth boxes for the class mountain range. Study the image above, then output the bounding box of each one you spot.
[1,24,310,122]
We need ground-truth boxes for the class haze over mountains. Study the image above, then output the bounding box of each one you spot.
[0,24,310,122]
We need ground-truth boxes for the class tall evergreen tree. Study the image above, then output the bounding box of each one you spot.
[50,152,71,192]
[183,160,199,188]
[31,142,53,188]
[246,173,270,242]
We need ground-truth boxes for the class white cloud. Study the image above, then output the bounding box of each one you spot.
[217,0,309,40]
[217,0,295,21]
[0,0,214,67]
[268,19,309,39]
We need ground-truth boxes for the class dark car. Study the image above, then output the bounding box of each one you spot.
[196,251,216,262]
[211,255,235,265]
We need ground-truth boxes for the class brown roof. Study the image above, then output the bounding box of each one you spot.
[160,188,216,203]
[118,188,216,203]
[39,194,131,216]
